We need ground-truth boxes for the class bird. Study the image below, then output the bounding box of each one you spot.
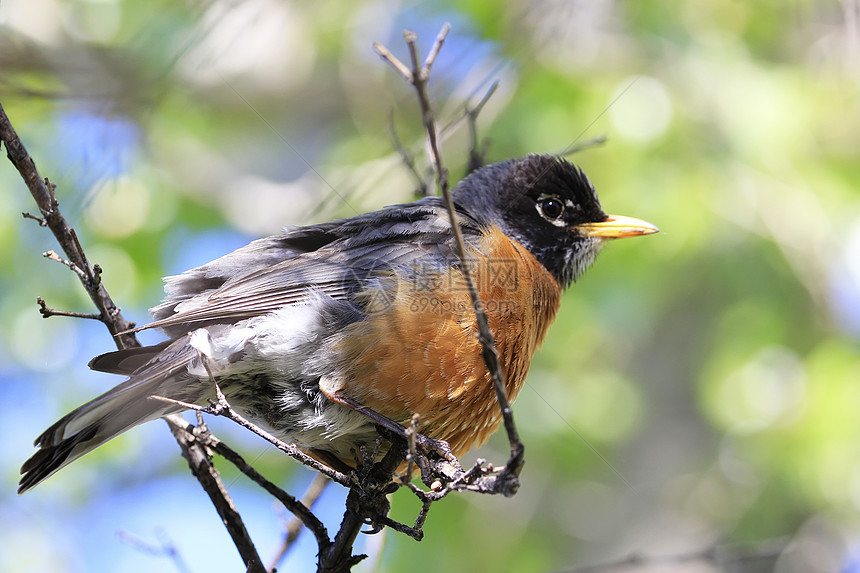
[19,154,658,493]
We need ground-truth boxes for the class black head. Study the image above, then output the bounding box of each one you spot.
[452,154,657,288]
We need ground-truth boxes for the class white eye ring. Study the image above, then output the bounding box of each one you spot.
[536,195,565,226]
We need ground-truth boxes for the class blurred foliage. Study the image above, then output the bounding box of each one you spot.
[2,1,860,572]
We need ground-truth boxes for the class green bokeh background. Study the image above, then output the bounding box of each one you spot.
[2,1,859,572]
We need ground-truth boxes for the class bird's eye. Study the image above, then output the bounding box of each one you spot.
[538,196,564,220]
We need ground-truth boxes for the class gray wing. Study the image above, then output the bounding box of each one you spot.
[143,198,481,338]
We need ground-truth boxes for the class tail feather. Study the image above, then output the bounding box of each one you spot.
[88,341,172,375]
[19,424,100,493]
[18,382,184,493]
[19,340,197,493]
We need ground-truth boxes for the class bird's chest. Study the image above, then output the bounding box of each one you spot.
[336,227,562,456]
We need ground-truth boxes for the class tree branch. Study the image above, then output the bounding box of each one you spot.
[374,24,525,495]
[318,439,404,573]
[0,100,267,573]
[269,474,331,571]
[465,81,498,175]
[0,103,138,347]
[560,538,788,573]
[164,417,266,573]
[150,357,352,488]
[562,135,607,157]
[388,112,430,197]
[116,529,193,573]
[36,296,104,320]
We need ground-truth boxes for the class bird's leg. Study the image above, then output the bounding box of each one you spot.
[320,385,459,468]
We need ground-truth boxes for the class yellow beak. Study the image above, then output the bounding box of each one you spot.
[575,214,659,239]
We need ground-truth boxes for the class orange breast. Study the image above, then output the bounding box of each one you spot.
[335,226,562,457]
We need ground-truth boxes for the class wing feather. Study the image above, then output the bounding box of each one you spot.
[140,199,483,338]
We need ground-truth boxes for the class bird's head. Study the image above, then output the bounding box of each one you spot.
[452,154,658,288]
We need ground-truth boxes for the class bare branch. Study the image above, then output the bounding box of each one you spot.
[150,388,352,487]
[201,430,331,553]
[371,42,412,82]
[387,112,430,197]
[37,296,103,321]
[163,417,266,573]
[0,101,137,347]
[375,25,525,490]
[270,474,331,571]
[562,135,607,157]
[389,74,498,190]
[163,343,351,479]
[318,441,404,572]
[466,81,499,174]
[423,23,451,73]
[22,211,46,226]
[559,538,789,573]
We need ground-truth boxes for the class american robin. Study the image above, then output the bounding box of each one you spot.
[19,154,657,493]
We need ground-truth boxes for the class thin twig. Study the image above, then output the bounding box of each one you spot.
[389,71,498,190]
[375,24,524,491]
[372,42,412,82]
[201,431,331,553]
[150,392,352,488]
[562,135,608,157]
[36,296,103,320]
[401,414,420,485]
[42,249,89,282]
[422,24,451,72]
[22,211,46,226]
[559,538,790,573]
[0,101,138,347]
[388,112,429,197]
[270,474,331,571]
[559,76,638,157]
[465,81,499,174]
[117,529,193,573]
